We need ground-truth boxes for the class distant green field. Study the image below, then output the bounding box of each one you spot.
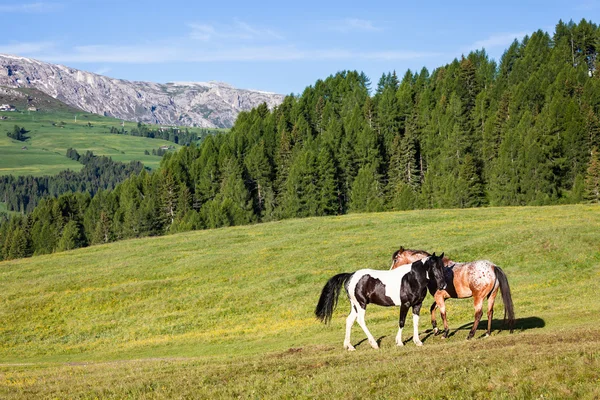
[0,110,179,175]
[1,205,599,398]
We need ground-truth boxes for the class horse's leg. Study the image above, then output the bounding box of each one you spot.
[344,305,358,351]
[467,294,485,340]
[486,284,500,337]
[356,306,379,349]
[396,304,409,346]
[412,303,423,346]
[430,302,440,335]
[436,293,450,339]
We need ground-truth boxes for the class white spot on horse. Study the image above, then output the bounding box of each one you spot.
[469,260,494,289]
[396,328,404,346]
[413,314,423,346]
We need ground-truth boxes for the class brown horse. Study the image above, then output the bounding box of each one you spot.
[390,247,515,339]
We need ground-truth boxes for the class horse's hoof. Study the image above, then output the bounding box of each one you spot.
[433,327,439,334]
[369,342,379,350]
[396,341,404,347]
[346,345,356,352]
[485,333,490,338]
[414,341,423,347]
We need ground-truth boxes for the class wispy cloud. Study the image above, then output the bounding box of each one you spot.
[0,2,62,13]
[467,32,528,51]
[328,18,383,33]
[575,0,600,10]
[0,41,56,55]
[0,18,437,65]
[32,43,440,64]
[94,67,112,76]
[188,20,284,42]
[188,24,216,41]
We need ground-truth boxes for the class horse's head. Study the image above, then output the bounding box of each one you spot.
[390,246,430,270]
[425,252,447,291]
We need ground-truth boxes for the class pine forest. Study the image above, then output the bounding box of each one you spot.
[1,19,599,261]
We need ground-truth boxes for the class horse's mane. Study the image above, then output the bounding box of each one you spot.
[394,246,452,265]
[393,246,431,259]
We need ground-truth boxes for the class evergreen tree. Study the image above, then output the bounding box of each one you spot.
[216,158,254,226]
[57,220,84,252]
[92,211,113,244]
[316,143,339,215]
[160,170,178,230]
[456,154,485,207]
[244,141,273,220]
[7,227,28,260]
[584,147,600,202]
[350,164,384,213]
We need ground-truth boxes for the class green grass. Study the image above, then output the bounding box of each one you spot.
[0,110,182,175]
[1,205,599,398]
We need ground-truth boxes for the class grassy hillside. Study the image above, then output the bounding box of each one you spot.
[1,205,599,398]
[0,108,180,175]
[0,87,227,176]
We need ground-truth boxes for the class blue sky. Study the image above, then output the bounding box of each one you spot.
[0,0,597,94]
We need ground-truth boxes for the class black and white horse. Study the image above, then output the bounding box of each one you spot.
[315,254,447,351]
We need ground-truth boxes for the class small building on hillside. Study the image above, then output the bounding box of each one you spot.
[159,145,171,150]
[0,104,16,112]
[159,126,180,133]
[27,106,38,112]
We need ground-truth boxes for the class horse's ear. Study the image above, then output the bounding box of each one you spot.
[399,246,404,252]
[440,252,444,259]
[432,252,436,257]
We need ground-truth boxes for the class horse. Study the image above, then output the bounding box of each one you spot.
[315,253,447,351]
[390,246,515,339]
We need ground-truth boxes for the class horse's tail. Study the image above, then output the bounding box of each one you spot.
[315,273,353,324]
[495,266,515,333]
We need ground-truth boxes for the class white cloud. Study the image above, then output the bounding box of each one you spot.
[0,41,56,55]
[468,32,528,51]
[575,0,600,10]
[188,24,217,41]
[0,18,436,65]
[188,20,284,42]
[329,18,383,33]
[94,67,112,75]
[234,20,284,40]
[0,2,62,13]
[32,43,441,64]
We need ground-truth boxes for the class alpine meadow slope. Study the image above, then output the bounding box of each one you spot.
[0,205,599,398]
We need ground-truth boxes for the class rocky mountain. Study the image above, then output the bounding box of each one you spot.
[0,85,82,112]
[0,54,285,128]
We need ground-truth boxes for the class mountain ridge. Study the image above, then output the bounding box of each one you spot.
[0,54,285,128]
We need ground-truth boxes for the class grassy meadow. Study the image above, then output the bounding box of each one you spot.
[1,204,599,398]
[0,110,180,175]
